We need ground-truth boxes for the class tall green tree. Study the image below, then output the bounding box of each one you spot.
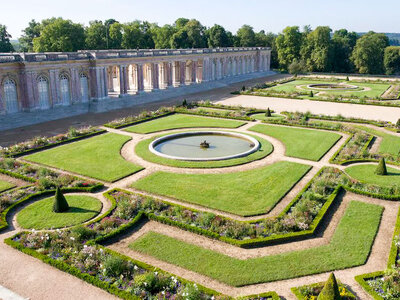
[85,20,107,50]
[108,22,123,49]
[206,24,231,48]
[301,26,334,72]
[121,22,142,49]
[275,26,303,70]
[19,19,41,52]
[384,46,400,74]
[152,24,176,49]
[32,18,85,52]
[170,29,191,49]
[236,25,256,47]
[0,24,14,52]
[332,29,358,73]
[351,32,389,74]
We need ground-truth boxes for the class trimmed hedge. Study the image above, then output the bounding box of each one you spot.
[104,111,174,129]
[354,271,385,300]
[291,280,356,300]
[175,109,253,121]
[5,129,107,158]
[0,167,36,183]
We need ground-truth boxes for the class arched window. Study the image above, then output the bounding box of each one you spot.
[37,76,50,110]
[80,73,89,102]
[3,79,18,113]
[60,74,70,105]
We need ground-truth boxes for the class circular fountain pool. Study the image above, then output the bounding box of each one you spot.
[149,131,260,161]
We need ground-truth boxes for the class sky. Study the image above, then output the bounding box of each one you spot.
[2,0,400,38]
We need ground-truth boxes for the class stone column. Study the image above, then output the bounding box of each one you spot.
[172,61,180,87]
[196,60,203,83]
[49,69,60,106]
[136,64,144,92]
[103,67,109,98]
[118,65,127,96]
[107,67,114,92]
[70,68,80,102]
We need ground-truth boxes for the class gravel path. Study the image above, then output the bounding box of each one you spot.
[218,94,400,123]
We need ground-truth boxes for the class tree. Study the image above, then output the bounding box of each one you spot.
[288,59,307,75]
[184,19,207,48]
[19,19,41,52]
[301,26,334,72]
[0,24,14,52]
[384,46,400,75]
[85,20,107,50]
[170,29,191,49]
[332,29,358,73]
[53,187,69,213]
[152,24,176,49]
[275,26,303,70]
[206,24,231,48]
[236,25,256,47]
[375,158,388,175]
[351,32,389,74]
[121,22,142,49]
[108,22,123,49]
[32,18,85,52]
[317,273,341,300]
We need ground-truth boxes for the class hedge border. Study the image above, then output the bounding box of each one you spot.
[103,179,341,248]
[4,129,107,158]
[0,167,36,183]
[354,271,385,300]
[291,281,356,299]
[0,184,103,232]
[104,111,175,129]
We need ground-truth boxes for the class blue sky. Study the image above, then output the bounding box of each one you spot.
[2,0,400,38]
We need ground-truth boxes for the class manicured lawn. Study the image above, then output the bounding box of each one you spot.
[355,125,400,156]
[135,132,273,168]
[124,114,246,134]
[17,195,102,229]
[0,179,15,193]
[267,80,390,99]
[130,201,383,286]
[249,124,341,161]
[25,133,143,182]
[132,161,311,216]
[346,164,400,187]
[251,113,285,121]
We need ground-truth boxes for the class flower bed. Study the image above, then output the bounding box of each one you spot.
[6,230,221,300]
[291,281,356,300]
[0,126,105,158]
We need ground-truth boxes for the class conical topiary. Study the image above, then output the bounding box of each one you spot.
[317,273,341,300]
[265,108,272,117]
[310,90,314,97]
[375,158,388,175]
[53,187,69,213]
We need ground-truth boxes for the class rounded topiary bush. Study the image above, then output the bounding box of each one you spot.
[375,158,388,176]
[53,187,69,213]
[317,273,341,300]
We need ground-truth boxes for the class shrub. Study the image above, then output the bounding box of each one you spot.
[265,108,272,117]
[317,273,341,300]
[241,85,246,91]
[71,226,97,242]
[53,187,69,213]
[102,255,132,278]
[182,99,187,107]
[396,118,400,129]
[375,158,388,175]
[310,91,314,97]
[346,76,349,81]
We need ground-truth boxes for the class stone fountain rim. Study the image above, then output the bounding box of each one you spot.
[148,130,260,161]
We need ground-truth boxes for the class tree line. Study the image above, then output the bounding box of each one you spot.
[0,18,399,75]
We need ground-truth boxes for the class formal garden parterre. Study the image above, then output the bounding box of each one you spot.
[2,102,400,299]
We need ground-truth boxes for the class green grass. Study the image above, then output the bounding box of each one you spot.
[346,164,400,187]
[17,195,102,229]
[355,125,400,156]
[130,201,383,286]
[251,113,285,121]
[135,132,273,168]
[132,161,311,216]
[25,133,143,182]
[249,124,341,161]
[267,80,390,99]
[124,114,246,134]
[0,179,15,193]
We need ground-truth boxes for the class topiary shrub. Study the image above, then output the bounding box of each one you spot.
[375,158,388,175]
[53,187,69,213]
[182,99,187,107]
[346,76,349,81]
[265,108,272,117]
[396,118,400,129]
[317,273,341,300]
[310,91,314,97]
[241,85,246,91]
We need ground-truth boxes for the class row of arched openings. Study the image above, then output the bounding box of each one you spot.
[2,73,89,113]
